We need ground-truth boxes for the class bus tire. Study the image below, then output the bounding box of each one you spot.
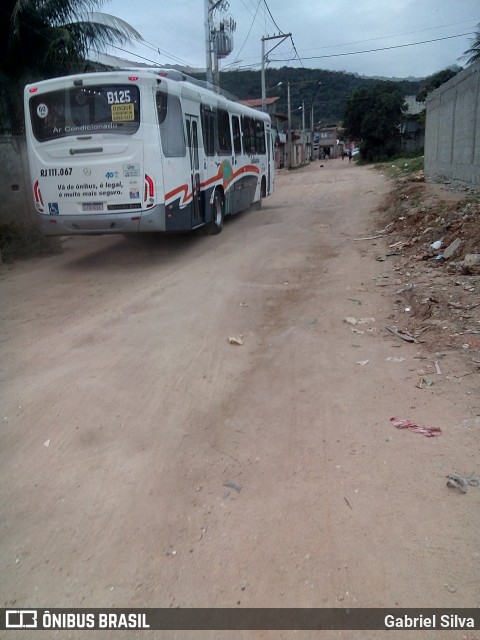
[209,190,224,234]
[255,177,266,210]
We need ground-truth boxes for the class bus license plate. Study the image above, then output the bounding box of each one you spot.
[82,203,103,212]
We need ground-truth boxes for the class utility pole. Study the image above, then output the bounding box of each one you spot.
[204,0,213,85]
[261,33,291,111]
[287,82,292,168]
[302,99,305,163]
[310,104,314,160]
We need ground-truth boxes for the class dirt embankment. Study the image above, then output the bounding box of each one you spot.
[370,171,480,362]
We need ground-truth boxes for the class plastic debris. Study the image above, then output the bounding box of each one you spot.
[356,359,370,366]
[344,317,375,326]
[228,336,244,345]
[416,377,434,389]
[354,234,386,241]
[390,417,442,437]
[447,472,480,493]
[223,481,242,492]
[385,325,417,342]
[430,240,442,250]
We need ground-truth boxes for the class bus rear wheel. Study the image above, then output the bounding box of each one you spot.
[209,190,224,234]
[255,177,266,210]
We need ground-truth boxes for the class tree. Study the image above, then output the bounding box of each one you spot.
[461,23,480,65]
[343,81,407,161]
[415,67,460,102]
[0,0,142,133]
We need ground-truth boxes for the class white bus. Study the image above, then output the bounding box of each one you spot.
[24,68,274,235]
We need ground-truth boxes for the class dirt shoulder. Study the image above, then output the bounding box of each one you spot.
[372,168,480,363]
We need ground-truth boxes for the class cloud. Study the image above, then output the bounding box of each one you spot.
[105,0,479,78]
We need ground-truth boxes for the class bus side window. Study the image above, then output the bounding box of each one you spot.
[217,108,232,155]
[232,115,242,155]
[255,120,266,154]
[156,90,186,157]
[200,105,215,156]
[242,116,254,154]
[156,92,168,124]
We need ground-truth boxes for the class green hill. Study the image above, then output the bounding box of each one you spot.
[191,66,423,125]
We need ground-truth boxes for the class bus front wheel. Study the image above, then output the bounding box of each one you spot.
[209,190,224,234]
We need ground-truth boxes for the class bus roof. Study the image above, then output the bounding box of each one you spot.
[25,68,271,122]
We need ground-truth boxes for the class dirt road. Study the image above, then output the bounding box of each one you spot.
[1,160,479,639]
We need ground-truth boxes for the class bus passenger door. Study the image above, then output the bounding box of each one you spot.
[231,115,243,212]
[185,115,203,227]
[266,127,274,195]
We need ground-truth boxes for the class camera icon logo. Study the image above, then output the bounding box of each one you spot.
[6,610,38,628]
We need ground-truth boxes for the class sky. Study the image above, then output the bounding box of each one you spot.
[102,0,479,79]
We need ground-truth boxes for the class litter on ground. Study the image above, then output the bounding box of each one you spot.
[223,481,242,492]
[344,317,375,326]
[385,325,417,343]
[446,472,480,493]
[389,417,442,437]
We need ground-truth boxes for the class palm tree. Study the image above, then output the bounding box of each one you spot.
[0,0,143,133]
[461,23,480,65]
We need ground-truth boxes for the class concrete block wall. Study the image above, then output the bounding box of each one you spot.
[425,60,480,189]
[0,136,35,225]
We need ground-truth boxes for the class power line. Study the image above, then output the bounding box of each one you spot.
[228,0,296,72]
[270,31,476,62]
[289,35,304,67]
[263,0,283,33]
[140,39,195,67]
[230,0,262,65]
[96,44,163,66]
[299,18,479,53]
[239,0,278,38]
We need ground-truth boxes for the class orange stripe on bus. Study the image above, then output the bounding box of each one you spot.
[165,164,261,205]
[165,183,190,204]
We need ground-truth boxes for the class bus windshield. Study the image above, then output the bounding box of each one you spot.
[29,84,140,142]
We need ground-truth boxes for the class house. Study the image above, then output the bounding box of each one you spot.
[314,125,341,159]
[400,95,425,152]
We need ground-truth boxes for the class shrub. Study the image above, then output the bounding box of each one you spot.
[0,222,61,262]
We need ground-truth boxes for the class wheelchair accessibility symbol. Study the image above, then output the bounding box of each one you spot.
[48,202,59,215]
